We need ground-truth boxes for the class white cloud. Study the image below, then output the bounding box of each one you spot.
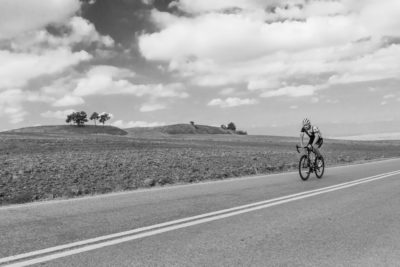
[290,105,298,109]
[383,94,396,99]
[0,15,114,91]
[53,95,84,107]
[10,17,114,52]
[219,88,236,96]
[142,0,154,5]
[112,120,166,128]
[208,97,257,108]
[140,9,366,63]
[327,45,400,85]
[0,89,28,123]
[0,0,81,40]
[0,49,91,90]
[140,103,166,112]
[0,89,55,123]
[41,109,76,119]
[247,79,281,91]
[261,85,318,98]
[311,97,319,103]
[139,1,400,93]
[169,0,275,14]
[0,2,114,125]
[326,99,339,104]
[73,65,188,99]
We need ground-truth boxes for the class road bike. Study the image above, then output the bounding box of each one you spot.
[296,145,325,181]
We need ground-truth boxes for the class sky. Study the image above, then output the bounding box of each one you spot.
[0,0,399,138]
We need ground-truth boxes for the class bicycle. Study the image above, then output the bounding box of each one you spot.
[296,145,325,181]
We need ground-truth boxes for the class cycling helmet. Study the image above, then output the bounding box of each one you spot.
[302,118,311,126]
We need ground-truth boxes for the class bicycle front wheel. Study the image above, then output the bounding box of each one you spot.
[299,155,310,181]
[315,156,325,178]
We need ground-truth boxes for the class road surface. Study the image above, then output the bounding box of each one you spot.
[1,158,400,266]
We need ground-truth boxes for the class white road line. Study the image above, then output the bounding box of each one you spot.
[2,169,399,265]
[2,170,400,267]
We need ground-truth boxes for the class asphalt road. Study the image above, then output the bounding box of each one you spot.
[1,158,400,266]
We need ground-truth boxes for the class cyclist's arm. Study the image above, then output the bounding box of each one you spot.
[300,132,305,147]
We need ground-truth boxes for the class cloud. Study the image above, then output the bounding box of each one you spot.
[0,48,91,90]
[140,9,366,62]
[261,85,318,98]
[0,7,115,124]
[208,97,257,108]
[326,99,339,104]
[72,65,188,99]
[142,0,154,6]
[383,94,396,99]
[53,95,85,107]
[169,0,270,14]
[0,89,27,123]
[0,89,51,123]
[0,0,81,40]
[139,103,166,112]
[112,120,166,128]
[327,45,400,85]
[41,109,76,119]
[247,79,281,91]
[138,1,400,93]
[0,1,115,125]
[37,65,189,115]
[10,16,114,52]
[0,88,56,123]
[219,88,236,96]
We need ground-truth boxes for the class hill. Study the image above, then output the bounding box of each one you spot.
[125,123,235,137]
[4,125,128,136]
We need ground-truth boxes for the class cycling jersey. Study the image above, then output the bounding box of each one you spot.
[301,125,322,146]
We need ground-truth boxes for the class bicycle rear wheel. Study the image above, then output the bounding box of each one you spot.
[299,155,310,181]
[315,156,325,178]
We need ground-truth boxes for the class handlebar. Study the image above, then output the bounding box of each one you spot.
[296,144,309,153]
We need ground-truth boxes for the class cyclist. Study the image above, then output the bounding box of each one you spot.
[300,118,323,160]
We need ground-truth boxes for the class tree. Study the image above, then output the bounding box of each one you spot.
[90,112,99,126]
[99,112,111,125]
[66,111,87,126]
[227,122,236,131]
[66,114,73,125]
[74,111,88,126]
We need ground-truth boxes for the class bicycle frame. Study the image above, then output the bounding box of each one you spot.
[296,145,317,171]
[296,144,325,180]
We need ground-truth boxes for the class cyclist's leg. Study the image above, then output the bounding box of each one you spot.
[304,140,312,156]
[313,146,321,158]
[312,146,323,168]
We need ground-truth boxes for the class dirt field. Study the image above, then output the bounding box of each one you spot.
[1,132,400,205]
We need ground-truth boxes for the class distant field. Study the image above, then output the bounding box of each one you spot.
[6,125,128,136]
[1,132,400,205]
